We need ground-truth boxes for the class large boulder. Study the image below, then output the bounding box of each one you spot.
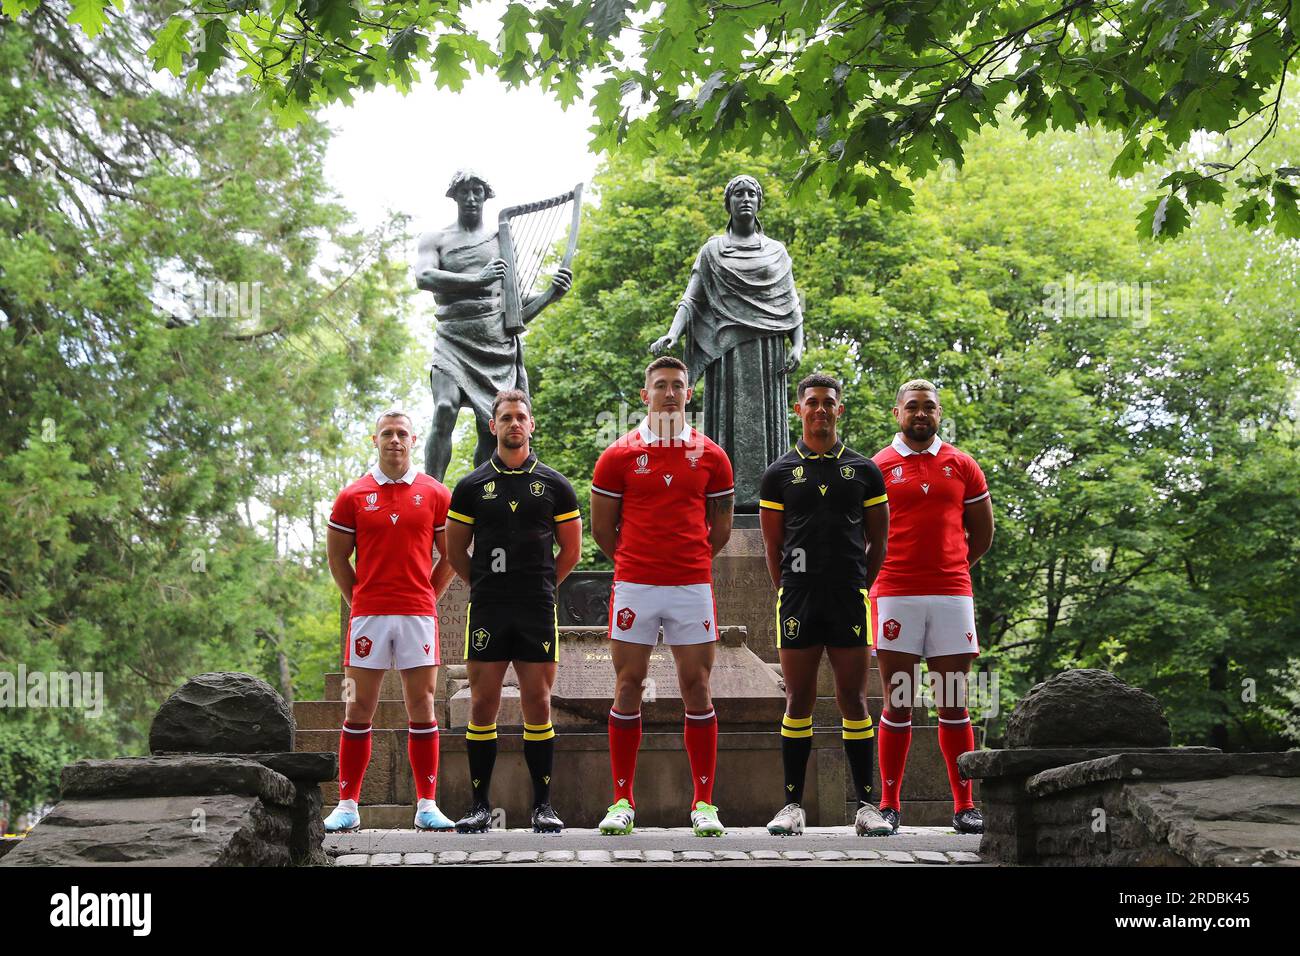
[149,672,294,755]
[1004,669,1170,749]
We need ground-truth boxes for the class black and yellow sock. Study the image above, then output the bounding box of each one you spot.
[780,713,814,804]
[842,716,876,805]
[523,721,556,807]
[465,721,498,805]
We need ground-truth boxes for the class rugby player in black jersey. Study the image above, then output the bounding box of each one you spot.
[759,373,892,836]
[445,389,582,833]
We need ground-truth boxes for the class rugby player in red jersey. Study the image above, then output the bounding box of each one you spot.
[871,380,994,834]
[590,356,734,836]
[324,409,456,832]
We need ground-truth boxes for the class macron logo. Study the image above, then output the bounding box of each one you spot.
[390,514,399,524]
[50,886,151,936]
[663,474,673,487]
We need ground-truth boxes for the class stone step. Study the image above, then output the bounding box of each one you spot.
[329,800,965,831]
[296,693,929,733]
[299,727,976,826]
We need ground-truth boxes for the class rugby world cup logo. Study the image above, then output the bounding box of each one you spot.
[890,465,904,483]
[481,481,497,500]
[634,453,651,475]
[364,492,379,511]
[791,465,805,484]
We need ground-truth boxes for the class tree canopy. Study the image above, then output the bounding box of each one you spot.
[23,0,1300,240]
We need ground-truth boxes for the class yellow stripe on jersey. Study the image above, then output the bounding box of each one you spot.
[759,499,785,511]
[864,493,888,507]
[448,509,475,525]
[554,509,580,523]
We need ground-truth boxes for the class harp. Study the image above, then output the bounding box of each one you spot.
[498,183,583,335]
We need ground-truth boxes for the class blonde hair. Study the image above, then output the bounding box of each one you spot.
[895,379,938,404]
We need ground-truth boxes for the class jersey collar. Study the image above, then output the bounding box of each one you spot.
[371,462,420,484]
[795,438,846,460]
[891,433,942,457]
[490,451,538,474]
[637,417,692,444]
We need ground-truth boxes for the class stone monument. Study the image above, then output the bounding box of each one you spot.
[415,170,574,481]
[651,173,804,513]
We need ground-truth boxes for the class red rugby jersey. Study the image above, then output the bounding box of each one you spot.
[870,434,989,597]
[328,463,450,616]
[591,420,734,585]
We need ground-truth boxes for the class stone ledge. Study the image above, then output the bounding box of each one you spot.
[61,756,296,806]
[959,746,1219,780]
[1026,752,1300,797]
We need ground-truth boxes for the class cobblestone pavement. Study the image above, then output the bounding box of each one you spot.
[325,826,988,866]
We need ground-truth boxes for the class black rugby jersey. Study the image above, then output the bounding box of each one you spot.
[447,451,580,603]
[759,439,888,587]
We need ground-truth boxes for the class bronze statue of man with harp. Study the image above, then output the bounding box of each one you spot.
[416,170,581,480]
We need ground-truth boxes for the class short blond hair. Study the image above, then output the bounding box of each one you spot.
[375,408,413,432]
[895,379,938,404]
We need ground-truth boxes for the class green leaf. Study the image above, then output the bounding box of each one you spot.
[1231,195,1269,229]
[588,0,634,40]
[1,0,41,18]
[1137,192,1190,241]
[68,0,112,39]
[1183,176,1226,208]
[430,39,470,90]
[195,19,230,76]
[1271,182,1300,239]
[147,16,192,76]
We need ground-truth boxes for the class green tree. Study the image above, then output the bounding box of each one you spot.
[0,3,414,812]
[58,0,1300,238]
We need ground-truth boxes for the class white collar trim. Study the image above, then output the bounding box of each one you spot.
[371,462,419,484]
[892,433,942,457]
[638,417,692,444]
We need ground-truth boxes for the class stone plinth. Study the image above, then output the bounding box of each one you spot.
[4,672,336,868]
[961,747,1300,866]
[1,752,337,867]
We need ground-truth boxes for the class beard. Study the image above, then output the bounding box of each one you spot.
[905,419,937,442]
[501,433,526,449]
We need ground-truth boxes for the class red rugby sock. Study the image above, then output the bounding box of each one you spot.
[877,711,912,810]
[608,709,642,807]
[407,721,439,800]
[684,709,718,806]
[938,713,976,812]
[338,721,372,802]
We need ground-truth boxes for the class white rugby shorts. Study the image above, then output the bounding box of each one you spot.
[608,582,718,646]
[872,595,979,658]
[345,615,440,670]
